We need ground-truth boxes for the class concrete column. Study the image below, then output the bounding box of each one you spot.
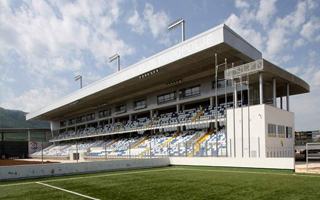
[176,89,180,101]
[27,129,31,142]
[272,78,277,107]
[129,114,132,121]
[150,109,154,119]
[233,80,238,108]
[286,83,290,111]
[176,104,180,113]
[259,73,263,104]
[210,97,213,107]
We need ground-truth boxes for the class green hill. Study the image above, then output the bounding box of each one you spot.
[0,107,49,128]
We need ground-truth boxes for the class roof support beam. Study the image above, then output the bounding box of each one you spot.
[273,78,277,107]
[286,83,290,111]
[259,73,263,105]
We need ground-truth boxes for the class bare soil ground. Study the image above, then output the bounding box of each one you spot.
[0,159,58,166]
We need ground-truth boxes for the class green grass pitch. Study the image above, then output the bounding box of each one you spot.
[1,166,320,200]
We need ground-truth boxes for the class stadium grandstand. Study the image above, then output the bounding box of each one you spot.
[25,24,309,167]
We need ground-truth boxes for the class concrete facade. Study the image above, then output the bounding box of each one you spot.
[227,104,294,158]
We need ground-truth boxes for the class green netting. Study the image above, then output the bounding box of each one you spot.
[3,132,28,141]
[1,130,50,142]
[30,132,47,141]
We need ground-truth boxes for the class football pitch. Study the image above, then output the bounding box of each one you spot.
[1,166,320,200]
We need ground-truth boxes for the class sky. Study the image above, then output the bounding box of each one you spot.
[0,0,319,131]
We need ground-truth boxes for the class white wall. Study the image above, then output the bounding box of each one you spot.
[0,158,170,181]
[227,104,294,158]
[0,156,296,181]
[264,105,294,157]
[227,104,266,158]
[169,157,295,170]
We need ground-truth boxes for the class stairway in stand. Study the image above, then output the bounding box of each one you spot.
[188,130,213,156]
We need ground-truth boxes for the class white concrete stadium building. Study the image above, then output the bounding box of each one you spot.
[26,24,309,169]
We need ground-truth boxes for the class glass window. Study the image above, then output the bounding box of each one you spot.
[179,85,200,99]
[268,124,277,137]
[68,118,76,125]
[86,113,95,121]
[278,125,285,138]
[115,104,126,113]
[134,99,147,110]
[212,80,232,89]
[99,109,111,118]
[286,126,293,138]
[157,92,176,104]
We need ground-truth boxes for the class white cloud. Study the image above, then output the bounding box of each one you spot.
[143,3,171,45]
[225,0,317,60]
[265,1,308,59]
[126,3,171,45]
[226,0,320,130]
[313,71,320,86]
[0,86,66,112]
[284,66,301,75]
[293,38,306,48]
[290,50,320,130]
[127,10,146,34]
[143,3,169,38]
[300,18,320,42]
[235,0,250,9]
[256,0,277,27]
[0,0,134,75]
[0,0,135,112]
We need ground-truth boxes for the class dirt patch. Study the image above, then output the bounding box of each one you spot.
[0,159,58,166]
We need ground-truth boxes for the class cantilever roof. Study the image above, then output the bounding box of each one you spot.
[27,24,262,120]
[262,59,310,95]
[27,24,310,122]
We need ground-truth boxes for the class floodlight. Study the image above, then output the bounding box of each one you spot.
[109,54,120,71]
[74,75,82,89]
[168,18,185,42]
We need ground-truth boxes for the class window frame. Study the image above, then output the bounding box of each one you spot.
[157,92,176,104]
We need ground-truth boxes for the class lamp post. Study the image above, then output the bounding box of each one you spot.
[109,54,120,71]
[168,18,185,42]
[74,75,82,89]
[214,54,227,133]
[215,53,218,133]
[235,78,249,158]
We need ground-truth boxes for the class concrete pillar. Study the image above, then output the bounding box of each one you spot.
[234,80,238,108]
[286,83,290,111]
[272,78,277,107]
[210,97,213,107]
[259,73,263,104]
[176,104,180,113]
[129,114,132,121]
[150,109,154,119]
[27,129,31,142]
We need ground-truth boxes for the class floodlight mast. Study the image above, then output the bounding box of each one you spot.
[168,18,185,42]
[74,75,82,89]
[109,54,120,71]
